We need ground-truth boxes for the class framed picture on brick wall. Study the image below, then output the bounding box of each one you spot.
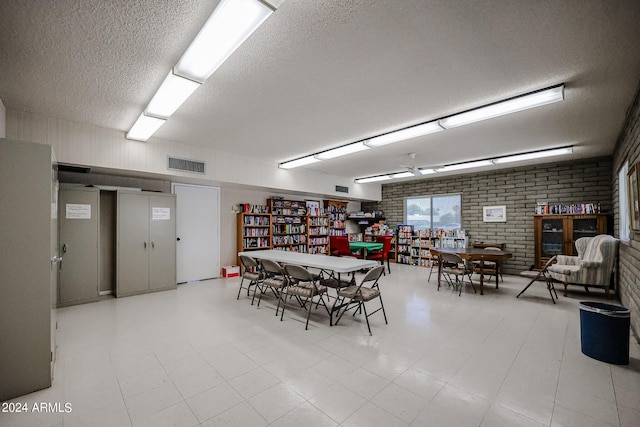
[628,162,640,231]
[483,205,507,222]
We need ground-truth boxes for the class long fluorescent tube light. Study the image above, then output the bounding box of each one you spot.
[419,168,436,175]
[436,160,494,172]
[354,145,573,182]
[355,175,392,184]
[493,146,573,164]
[365,121,444,147]
[145,72,201,119]
[390,172,414,178]
[127,0,279,141]
[126,114,167,142]
[174,0,275,83]
[439,85,564,129]
[281,83,565,171]
[315,142,370,160]
[279,155,320,169]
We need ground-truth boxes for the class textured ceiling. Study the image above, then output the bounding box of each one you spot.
[1,0,640,181]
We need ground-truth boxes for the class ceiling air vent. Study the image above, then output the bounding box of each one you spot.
[168,156,206,174]
[335,185,349,194]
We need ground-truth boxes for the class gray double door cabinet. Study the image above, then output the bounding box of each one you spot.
[117,191,176,297]
[57,188,176,304]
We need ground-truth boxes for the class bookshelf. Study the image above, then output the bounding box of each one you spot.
[411,230,438,267]
[396,226,467,267]
[236,212,272,263]
[533,213,609,269]
[324,200,348,237]
[396,224,414,265]
[389,235,397,262]
[307,215,330,254]
[268,198,308,252]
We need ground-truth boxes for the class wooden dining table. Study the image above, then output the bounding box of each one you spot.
[429,247,513,295]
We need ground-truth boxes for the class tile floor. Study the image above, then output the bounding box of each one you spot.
[2,264,639,427]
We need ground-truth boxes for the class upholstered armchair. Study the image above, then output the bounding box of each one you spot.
[547,234,619,298]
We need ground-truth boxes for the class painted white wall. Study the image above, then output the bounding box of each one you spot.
[6,108,374,270]
[5,109,381,201]
[0,98,6,138]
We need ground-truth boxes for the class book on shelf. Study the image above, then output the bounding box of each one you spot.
[239,204,269,213]
[535,202,601,215]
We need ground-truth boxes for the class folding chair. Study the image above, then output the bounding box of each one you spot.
[281,264,330,330]
[237,255,263,303]
[517,256,559,303]
[439,252,476,296]
[254,259,288,315]
[334,265,388,335]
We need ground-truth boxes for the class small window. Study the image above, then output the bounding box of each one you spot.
[619,161,630,241]
[405,193,461,231]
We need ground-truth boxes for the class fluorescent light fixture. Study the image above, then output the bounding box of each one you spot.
[419,168,437,175]
[315,142,370,160]
[126,114,167,142]
[390,171,414,178]
[493,146,573,164]
[174,0,275,83]
[279,155,320,169]
[436,160,494,172]
[365,121,443,147]
[145,72,201,119]
[439,85,564,129]
[355,175,392,184]
[127,0,279,141]
[355,145,573,182]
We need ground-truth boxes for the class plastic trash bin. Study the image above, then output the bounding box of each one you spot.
[579,301,630,365]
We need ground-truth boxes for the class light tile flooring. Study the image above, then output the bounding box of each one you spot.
[2,264,640,427]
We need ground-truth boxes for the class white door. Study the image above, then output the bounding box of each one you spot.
[172,183,220,283]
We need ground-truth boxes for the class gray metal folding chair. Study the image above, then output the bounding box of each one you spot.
[281,264,330,330]
[334,265,388,335]
[237,255,263,303]
[255,259,288,315]
[439,252,476,296]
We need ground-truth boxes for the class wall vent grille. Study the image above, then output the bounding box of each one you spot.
[335,185,349,194]
[168,157,206,174]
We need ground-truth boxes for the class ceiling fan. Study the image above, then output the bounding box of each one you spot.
[399,153,423,176]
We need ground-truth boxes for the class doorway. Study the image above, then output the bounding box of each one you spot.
[172,183,220,283]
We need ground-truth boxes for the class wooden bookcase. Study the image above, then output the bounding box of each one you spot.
[307,215,330,254]
[533,213,609,269]
[268,199,308,252]
[324,200,348,237]
[236,212,272,263]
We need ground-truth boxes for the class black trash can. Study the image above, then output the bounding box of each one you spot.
[579,301,630,365]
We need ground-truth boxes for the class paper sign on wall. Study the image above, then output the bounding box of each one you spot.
[152,207,171,220]
[66,204,91,219]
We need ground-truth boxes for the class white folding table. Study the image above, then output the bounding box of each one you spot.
[237,250,379,325]
[238,250,378,274]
